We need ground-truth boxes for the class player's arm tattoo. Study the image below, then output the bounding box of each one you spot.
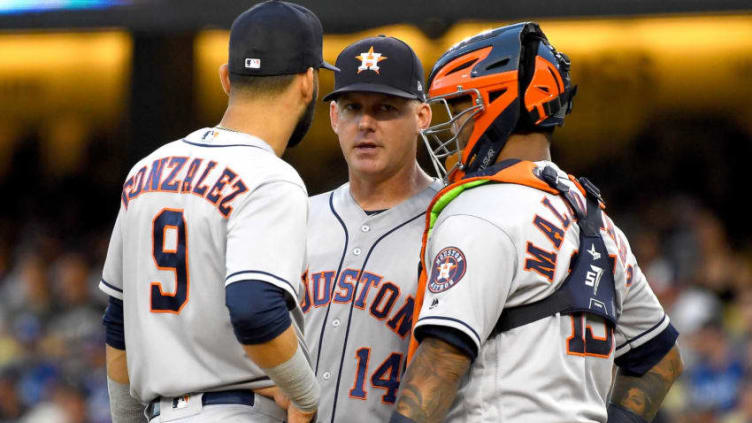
[609,344,683,422]
[395,337,471,423]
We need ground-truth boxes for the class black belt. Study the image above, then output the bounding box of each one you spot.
[147,390,255,420]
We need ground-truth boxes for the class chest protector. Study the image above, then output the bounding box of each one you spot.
[408,160,617,361]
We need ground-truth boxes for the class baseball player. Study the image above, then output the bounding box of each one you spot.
[99,2,338,422]
[301,36,442,423]
[390,23,682,423]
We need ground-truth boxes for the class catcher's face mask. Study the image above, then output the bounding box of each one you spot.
[420,88,484,183]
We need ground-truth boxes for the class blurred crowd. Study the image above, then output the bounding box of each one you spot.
[619,197,752,423]
[0,131,119,423]
[0,237,110,423]
[0,132,750,423]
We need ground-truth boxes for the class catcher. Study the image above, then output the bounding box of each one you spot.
[391,22,682,423]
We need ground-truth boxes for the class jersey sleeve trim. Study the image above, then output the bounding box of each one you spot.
[615,314,670,354]
[415,316,482,349]
[414,325,478,361]
[99,279,123,300]
[614,323,678,376]
[226,270,295,295]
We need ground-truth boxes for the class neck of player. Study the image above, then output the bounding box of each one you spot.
[216,67,313,158]
[496,132,552,163]
[218,99,300,157]
[349,160,433,212]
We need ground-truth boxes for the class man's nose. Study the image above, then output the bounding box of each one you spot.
[357,111,377,132]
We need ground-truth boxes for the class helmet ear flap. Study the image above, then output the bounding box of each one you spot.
[518,36,575,131]
[515,37,544,132]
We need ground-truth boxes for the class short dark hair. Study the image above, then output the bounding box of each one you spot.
[229,72,297,97]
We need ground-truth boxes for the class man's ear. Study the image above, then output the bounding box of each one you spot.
[299,67,315,103]
[329,100,339,134]
[218,63,231,96]
[416,101,432,132]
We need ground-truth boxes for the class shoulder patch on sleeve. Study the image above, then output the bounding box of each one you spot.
[428,246,467,293]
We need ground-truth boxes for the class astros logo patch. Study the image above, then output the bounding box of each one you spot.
[356,46,387,74]
[428,246,467,293]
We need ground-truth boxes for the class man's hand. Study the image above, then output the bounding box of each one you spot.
[255,386,290,409]
[257,386,316,423]
[287,404,316,423]
[242,326,320,415]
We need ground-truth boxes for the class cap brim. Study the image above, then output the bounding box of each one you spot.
[322,82,422,102]
[320,61,340,72]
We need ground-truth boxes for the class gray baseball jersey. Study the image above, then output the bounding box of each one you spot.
[303,180,441,423]
[414,161,672,423]
[99,127,309,403]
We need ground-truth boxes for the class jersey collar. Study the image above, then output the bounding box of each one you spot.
[182,127,275,153]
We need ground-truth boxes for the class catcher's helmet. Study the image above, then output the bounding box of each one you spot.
[421,22,577,182]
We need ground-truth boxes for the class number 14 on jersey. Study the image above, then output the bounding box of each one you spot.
[350,348,403,404]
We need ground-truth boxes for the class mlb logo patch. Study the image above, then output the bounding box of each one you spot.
[428,246,467,293]
[172,395,190,409]
[245,58,261,69]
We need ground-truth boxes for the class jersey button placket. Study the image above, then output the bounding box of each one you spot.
[322,371,331,380]
[361,225,370,232]
[353,247,361,256]
[332,318,340,327]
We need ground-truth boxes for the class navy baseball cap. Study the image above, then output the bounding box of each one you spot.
[323,35,426,102]
[229,0,338,76]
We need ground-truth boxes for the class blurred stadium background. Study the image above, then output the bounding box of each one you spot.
[0,1,751,422]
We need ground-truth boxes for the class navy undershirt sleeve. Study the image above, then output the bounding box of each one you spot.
[226,280,292,345]
[615,323,679,376]
[102,296,125,350]
[414,325,478,361]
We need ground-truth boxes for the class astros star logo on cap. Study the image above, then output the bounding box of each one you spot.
[356,46,387,74]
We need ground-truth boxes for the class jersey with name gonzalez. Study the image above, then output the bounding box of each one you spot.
[99,127,309,403]
[414,161,675,423]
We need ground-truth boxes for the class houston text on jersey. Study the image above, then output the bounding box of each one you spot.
[301,269,414,339]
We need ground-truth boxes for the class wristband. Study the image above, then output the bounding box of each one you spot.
[389,411,417,423]
[607,403,649,423]
[107,377,146,423]
[262,346,320,413]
